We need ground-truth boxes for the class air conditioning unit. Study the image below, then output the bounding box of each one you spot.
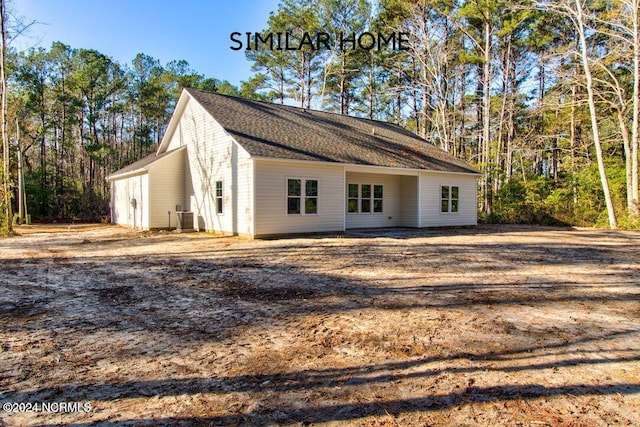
[176,211,194,232]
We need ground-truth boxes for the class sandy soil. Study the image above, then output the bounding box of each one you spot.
[0,224,639,426]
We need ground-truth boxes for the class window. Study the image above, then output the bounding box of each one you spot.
[441,186,449,213]
[215,181,223,214]
[361,184,371,213]
[305,179,318,214]
[287,179,301,214]
[287,178,318,215]
[441,185,459,213]
[451,186,459,212]
[373,185,383,213]
[347,183,383,214]
[348,184,359,213]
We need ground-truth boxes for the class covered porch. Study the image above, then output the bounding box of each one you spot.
[345,170,419,230]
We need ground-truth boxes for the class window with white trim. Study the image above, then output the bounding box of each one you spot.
[287,178,318,215]
[348,184,359,213]
[441,185,459,213]
[361,184,371,213]
[305,179,318,214]
[373,184,383,213]
[215,181,223,214]
[347,183,383,214]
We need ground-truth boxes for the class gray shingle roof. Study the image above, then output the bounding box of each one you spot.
[186,88,478,174]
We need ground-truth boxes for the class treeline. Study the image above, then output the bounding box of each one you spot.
[1,0,639,229]
[3,42,254,221]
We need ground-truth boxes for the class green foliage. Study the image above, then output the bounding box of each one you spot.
[215,81,240,96]
[617,212,640,229]
[492,176,568,225]
[490,158,639,229]
[458,50,484,66]
[0,167,11,235]
[239,74,271,101]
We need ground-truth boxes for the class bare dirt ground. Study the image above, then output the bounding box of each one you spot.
[0,224,639,426]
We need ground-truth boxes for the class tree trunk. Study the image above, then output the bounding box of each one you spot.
[496,35,512,192]
[279,67,285,105]
[483,19,492,219]
[368,53,374,119]
[458,66,467,160]
[575,0,617,228]
[340,53,347,114]
[411,57,421,138]
[396,69,402,125]
[17,148,22,222]
[631,0,639,215]
[305,54,312,110]
[617,108,634,213]
[40,112,47,216]
[570,84,578,205]
[0,0,10,233]
[552,137,559,184]
[60,80,66,218]
[299,54,307,109]
[476,63,484,211]
[420,77,427,140]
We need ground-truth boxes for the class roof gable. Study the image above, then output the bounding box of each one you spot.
[184,89,478,174]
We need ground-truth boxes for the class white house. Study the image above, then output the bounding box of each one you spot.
[108,88,479,238]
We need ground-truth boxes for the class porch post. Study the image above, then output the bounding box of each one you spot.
[417,173,422,228]
[342,166,346,231]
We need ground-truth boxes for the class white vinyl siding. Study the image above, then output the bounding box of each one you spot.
[420,172,477,227]
[110,173,148,229]
[398,175,419,227]
[165,99,190,152]
[175,97,253,235]
[147,148,186,229]
[254,160,343,236]
[236,155,254,236]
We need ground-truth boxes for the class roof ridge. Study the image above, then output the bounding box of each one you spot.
[184,87,417,134]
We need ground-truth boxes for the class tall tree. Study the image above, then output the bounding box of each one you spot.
[72,49,125,215]
[48,42,76,217]
[563,0,617,228]
[629,0,640,216]
[0,0,10,233]
[247,0,325,108]
[16,48,51,215]
[628,0,640,215]
[458,0,503,219]
[318,0,370,114]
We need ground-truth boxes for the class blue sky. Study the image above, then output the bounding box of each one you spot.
[12,0,280,86]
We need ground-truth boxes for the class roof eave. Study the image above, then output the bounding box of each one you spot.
[108,146,187,181]
[156,90,192,154]
[250,155,481,176]
[107,168,148,181]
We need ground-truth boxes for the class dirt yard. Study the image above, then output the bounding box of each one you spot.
[0,224,639,426]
